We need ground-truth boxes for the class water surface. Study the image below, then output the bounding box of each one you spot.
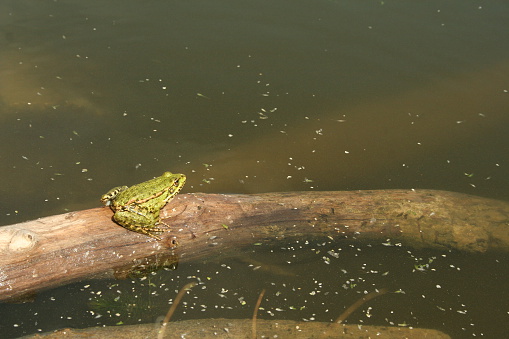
[1,1,508,337]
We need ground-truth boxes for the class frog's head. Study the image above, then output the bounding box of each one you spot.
[100,186,128,206]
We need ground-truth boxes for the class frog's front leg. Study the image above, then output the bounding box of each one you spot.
[112,210,167,240]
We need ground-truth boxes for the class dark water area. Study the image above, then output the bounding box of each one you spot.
[1,0,508,337]
[3,242,509,338]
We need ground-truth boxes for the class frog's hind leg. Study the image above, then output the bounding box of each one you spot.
[113,210,168,240]
[123,205,150,217]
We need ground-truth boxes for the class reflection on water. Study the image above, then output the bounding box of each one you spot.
[0,0,508,337]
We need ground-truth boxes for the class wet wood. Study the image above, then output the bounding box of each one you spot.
[1,189,509,301]
[22,318,451,339]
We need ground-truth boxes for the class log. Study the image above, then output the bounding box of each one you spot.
[21,318,452,339]
[1,189,509,302]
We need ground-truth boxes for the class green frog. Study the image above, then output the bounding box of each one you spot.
[101,171,186,240]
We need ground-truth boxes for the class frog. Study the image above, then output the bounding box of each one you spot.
[101,171,186,240]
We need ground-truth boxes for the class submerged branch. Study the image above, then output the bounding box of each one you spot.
[158,281,197,339]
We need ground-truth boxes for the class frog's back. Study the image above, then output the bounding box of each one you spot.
[117,176,167,201]
[115,172,185,204]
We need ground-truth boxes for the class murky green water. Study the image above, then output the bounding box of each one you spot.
[1,0,508,337]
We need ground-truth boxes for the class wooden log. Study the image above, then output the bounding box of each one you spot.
[1,189,509,302]
[21,318,452,339]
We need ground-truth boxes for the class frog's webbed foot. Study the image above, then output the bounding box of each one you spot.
[128,225,166,240]
[158,219,170,228]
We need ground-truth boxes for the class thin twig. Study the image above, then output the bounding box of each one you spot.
[335,288,388,324]
[157,281,198,339]
[252,289,266,339]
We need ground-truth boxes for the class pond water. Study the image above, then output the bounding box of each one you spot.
[1,0,508,338]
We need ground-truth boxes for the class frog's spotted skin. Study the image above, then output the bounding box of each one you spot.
[111,209,168,239]
[101,172,186,240]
